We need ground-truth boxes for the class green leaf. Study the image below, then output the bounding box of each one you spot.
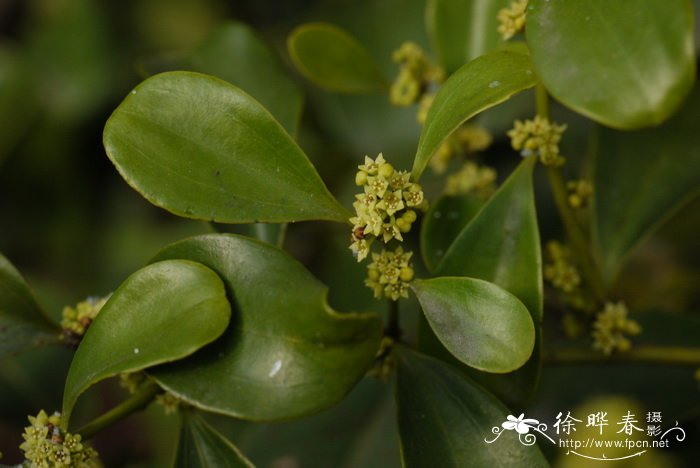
[592,82,700,286]
[61,260,231,426]
[187,22,304,137]
[426,0,511,74]
[394,346,549,468]
[527,0,696,129]
[412,278,535,373]
[104,71,349,224]
[432,158,542,404]
[0,253,60,357]
[420,194,484,272]
[412,50,537,179]
[174,411,253,468]
[149,234,383,421]
[288,23,387,93]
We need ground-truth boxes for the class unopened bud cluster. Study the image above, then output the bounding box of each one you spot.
[567,179,593,208]
[544,241,581,293]
[350,154,423,301]
[497,0,529,40]
[390,42,443,106]
[508,116,567,166]
[592,302,641,355]
[60,296,108,346]
[445,161,497,198]
[20,410,98,467]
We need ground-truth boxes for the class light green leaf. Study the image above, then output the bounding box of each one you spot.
[0,253,60,357]
[174,411,253,468]
[432,158,542,404]
[394,346,549,468]
[149,234,383,421]
[593,82,700,286]
[104,71,349,224]
[527,0,696,129]
[426,0,511,73]
[412,50,537,179]
[412,277,535,373]
[288,23,387,93]
[420,194,484,272]
[62,260,231,426]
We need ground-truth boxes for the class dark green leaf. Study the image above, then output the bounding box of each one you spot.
[394,347,549,468]
[0,253,59,357]
[420,194,484,272]
[412,50,537,179]
[288,23,387,93]
[149,234,383,421]
[426,0,511,73]
[62,260,231,426]
[104,71,349,224]
[412,277,535,373]
[188,22,304,137]
[593,82,700,286]
[174,411,253,468]
[527,0,696,129]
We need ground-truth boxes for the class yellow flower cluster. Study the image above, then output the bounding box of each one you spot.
[365,247,414,301]
[592,302,642,355]
[567,179,593,208]
[497,0,529,40]
[390,42,443,106]
[544,241,581,293]
[508,116,567,166]
[445,161,497,198]
[20,410,98,468]
[60,297,108,338]
[430,125,494,174]
[350,153,424,262]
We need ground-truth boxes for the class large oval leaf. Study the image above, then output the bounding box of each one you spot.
[394,347,549,468]
[527,0,695,129]
[61,260,231,427]
[174,411,253,468]
[149,234,383,421]
[288,23,387,93]
[412,50,537,179]
[426,0,511,74]
[103,71,349,224]
[593,82,700,286]
[0,253,60,357]
[412,277,535,373]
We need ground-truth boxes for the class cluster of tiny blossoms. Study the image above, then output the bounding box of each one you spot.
[20,410,98,467]
[508,116,567,166]
[430,125,493,174]
[592,302,642,355]
[544,241,581,294]
[60,296,108,346]
[567,179,593,208]
[497,0,529,40]
[350,154,424,301]
[445,161,497,198]
[390,42,443,106]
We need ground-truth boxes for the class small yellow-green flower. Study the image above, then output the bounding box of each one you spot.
[365,247,414,301]
[445,162,497,198]
[592,301,642,355]
[20,410,98,467]
[390,42,443,107]
[507,116,567,166]
[544,241,581,293]
[428,125,493,174]
[497,0,529,40]
[60,296,109,345]
[567,179,593,208]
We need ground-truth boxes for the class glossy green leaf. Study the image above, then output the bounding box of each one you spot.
[174,411,253,468]
[104,71,349,224]
[432,158,542,404]
[420,194,484,272]
[412,50,537,179]
[0,253,60,357]
[436,158,542,319]
[593,82,700,286]
[527,0,695,129]
[149,234,383,421]
[426,0,511,73]
[394,347,549,468]
[62,260,231,426]
[288,23,387,93]
[412,278,535,373]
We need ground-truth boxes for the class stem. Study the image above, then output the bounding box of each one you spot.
[386,300,401,339]
[545,346,700,367]
[535,83,607,302]
[76,381,160,440]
